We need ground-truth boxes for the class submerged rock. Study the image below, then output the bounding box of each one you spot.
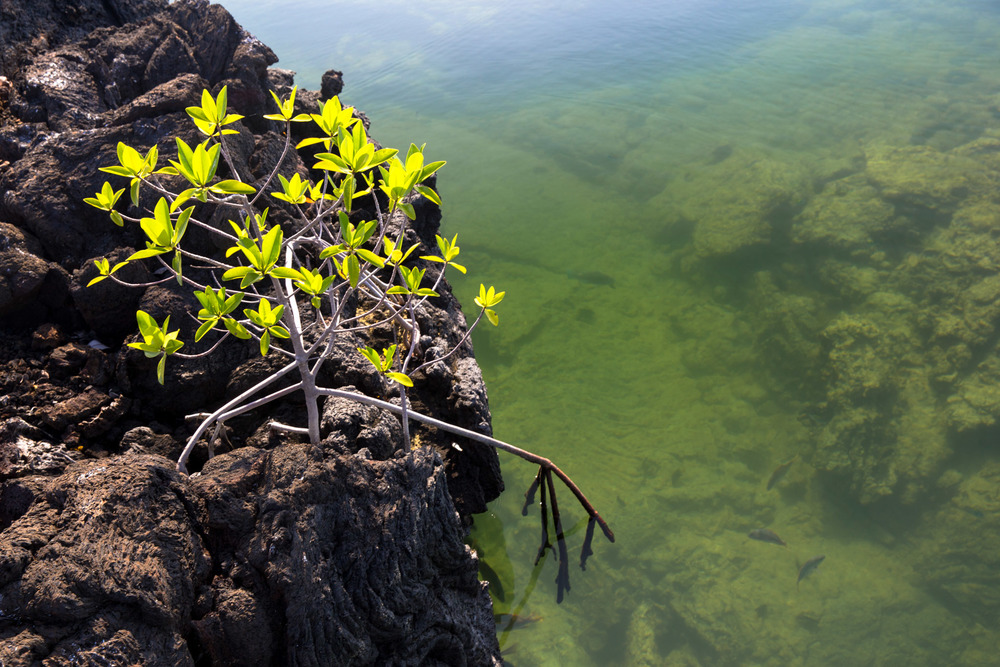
[864,143,996,215]
[651,151,809,259]
[791,174,902,252]
[913,462,1000,625]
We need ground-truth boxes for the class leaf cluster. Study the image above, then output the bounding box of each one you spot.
[85,85,503,388]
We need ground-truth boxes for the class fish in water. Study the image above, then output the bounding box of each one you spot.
[766,455,798,490]
[797,555,825,588]
[748,528,787,547]
[566,269,616,288]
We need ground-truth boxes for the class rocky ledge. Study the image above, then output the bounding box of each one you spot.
[0,1,503,664]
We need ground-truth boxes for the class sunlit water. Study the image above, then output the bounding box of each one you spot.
[219,1,1000,663]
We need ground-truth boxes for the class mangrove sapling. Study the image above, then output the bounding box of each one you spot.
[85,85,614,599]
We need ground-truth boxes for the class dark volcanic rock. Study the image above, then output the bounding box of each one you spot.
[0,455,209,665]
[0,0,503,663]
[0,447,499,666]
[0,222,58,316]
[192,444,498,666]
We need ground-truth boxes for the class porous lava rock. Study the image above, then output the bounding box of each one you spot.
[0,0,503,664]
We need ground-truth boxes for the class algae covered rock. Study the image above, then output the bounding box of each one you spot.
[812,297,950,503]
[913,461,1000,625]
[747,271,823,387]
[791,174,901,251]
[946,354,1000,431]
[864,143,996,214]
[652,151,810,259]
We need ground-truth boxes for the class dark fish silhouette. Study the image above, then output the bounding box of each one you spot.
[707,144,734,165]
[767,456,797,490]
[566,270,616,288]
[748,528,787,547]
[797,555,825,588]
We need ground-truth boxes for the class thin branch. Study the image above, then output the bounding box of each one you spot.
[177,360,300,473]
[314,386,615,544]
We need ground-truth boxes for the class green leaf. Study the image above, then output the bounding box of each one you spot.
[222,265,258,283]
[135,310,158,337]
[156,354,167,385]
[211,179,257,195]
[259,329,270,356]
[347,253,360,288]
[313,152,350,174]
[383,344,397,368]
[130,179,140,207]
[270,266,303,281]
[414,183,442,206]
[260,225,283,272]
[223,318,252,339]
[127,247,170,262]
[356,249,385,267]
[359,347,379,367]
[420,159,446,180]
[386,372,413,388]
[171,251,183,285]
[100,165,134,178]
[195,318,217,342]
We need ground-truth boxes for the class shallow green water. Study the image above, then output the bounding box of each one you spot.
[222,1,1000,663]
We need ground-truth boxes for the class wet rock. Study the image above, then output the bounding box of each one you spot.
[321,393,402,460]
[21,47,107,131]
[144,25,201,90]
[108,71,206,126]
[71,247,151,340]
[625,601,666,666]
[747,271,823,387]
[946,355,1000,431]
[119,426,182,459]
[45,342,111,383]
[0,0,169,77]
[812,295,950,504]
[321,69,345,100]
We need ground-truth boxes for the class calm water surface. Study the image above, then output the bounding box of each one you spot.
[221,1,1000,663]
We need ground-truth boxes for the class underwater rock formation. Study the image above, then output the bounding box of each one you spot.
[652,150,810,260]
[913,461,1000,626]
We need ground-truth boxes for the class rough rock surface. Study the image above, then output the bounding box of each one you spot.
[0,0,503,664]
